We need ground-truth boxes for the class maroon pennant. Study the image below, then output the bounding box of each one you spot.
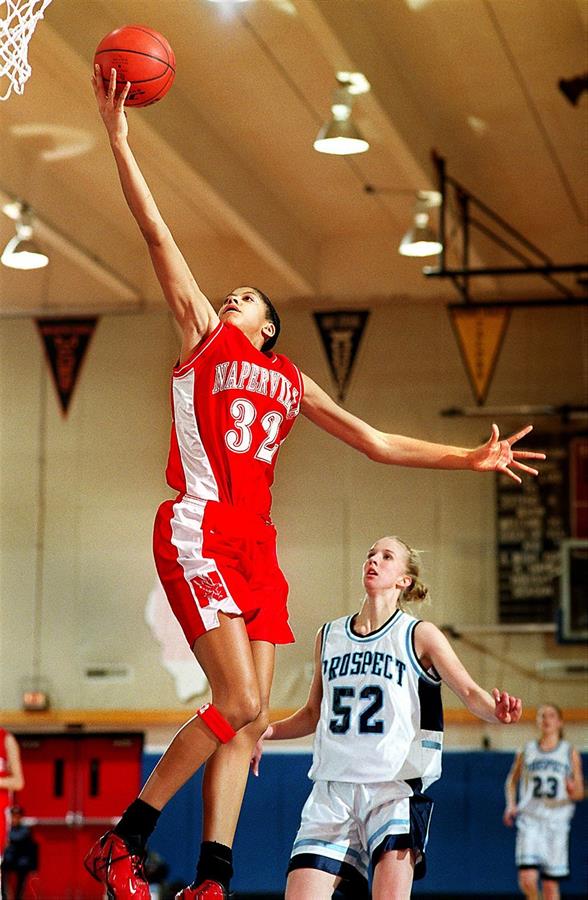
[36,318,98,415]
[313,309,370,402]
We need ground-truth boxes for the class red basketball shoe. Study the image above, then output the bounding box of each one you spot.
[84,830,150,898]
[175,881,227,899]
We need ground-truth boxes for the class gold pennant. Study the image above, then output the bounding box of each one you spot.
[449,306,510,405]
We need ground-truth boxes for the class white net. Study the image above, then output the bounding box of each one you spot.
[0,0,53,100]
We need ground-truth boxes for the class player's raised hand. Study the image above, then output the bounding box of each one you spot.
[470,424,546,483]
[250,724,273,777]
[492,688,522,724]
[91,65,131,141]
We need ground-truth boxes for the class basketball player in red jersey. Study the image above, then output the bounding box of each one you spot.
[85,69,545,900]
[0,729,24,868]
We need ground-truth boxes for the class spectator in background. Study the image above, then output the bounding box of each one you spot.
[0,729,24,864]
[1,806,37,900]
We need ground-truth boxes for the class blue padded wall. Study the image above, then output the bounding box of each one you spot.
[143,750,587,895]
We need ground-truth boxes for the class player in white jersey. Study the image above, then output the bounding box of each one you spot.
[252,536,523,899]
[503,704,584,899]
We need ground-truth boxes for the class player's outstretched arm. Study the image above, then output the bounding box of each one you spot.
[414,621,523,725]
[250,629,324,776]
[300,374,545,482]
[91,66,218,359]
[503,752,523,826]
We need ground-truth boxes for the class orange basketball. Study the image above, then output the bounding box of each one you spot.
[94,24,175,108]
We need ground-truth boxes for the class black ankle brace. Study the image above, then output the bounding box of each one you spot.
[195,840,233,892]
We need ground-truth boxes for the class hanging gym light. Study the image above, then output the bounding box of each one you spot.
[1,201,48,270]
[398,190,443,257]
[314,72,370,156]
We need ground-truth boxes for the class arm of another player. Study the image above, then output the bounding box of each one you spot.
[250,629,324,776]
[91,66,218,360]
[503,752,523,826]
[414,621,522,725]
[300,373,545,483]
[566,748,585,801]
[0,734,24,792]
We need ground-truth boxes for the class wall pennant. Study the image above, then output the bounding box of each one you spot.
[36,318,98,416]
[313,309,370,402]
[448,305,510,405]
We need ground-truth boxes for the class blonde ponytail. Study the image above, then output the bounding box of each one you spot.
[394,538,429,608]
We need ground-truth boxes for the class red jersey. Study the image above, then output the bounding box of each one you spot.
[165,322,303,518]
[0,728,10,852]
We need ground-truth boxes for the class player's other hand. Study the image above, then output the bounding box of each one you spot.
[469,424,545,483]
[565,776,584,800]
[492,688,522,724]
[503,804,518,827]
[250,724,273,777]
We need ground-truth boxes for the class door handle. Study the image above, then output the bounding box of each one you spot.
[26,813,116,827]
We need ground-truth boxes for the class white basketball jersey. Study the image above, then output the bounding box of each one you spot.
[517,740,575,823]
[309,610,443,787]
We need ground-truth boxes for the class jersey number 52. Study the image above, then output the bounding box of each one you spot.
[329,685,384,735]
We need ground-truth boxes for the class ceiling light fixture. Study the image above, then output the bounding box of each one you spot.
[1,202,49,270]
[398,190,443,258]
[314,72,370,156]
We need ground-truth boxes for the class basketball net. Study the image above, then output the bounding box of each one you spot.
[0,0,53,100]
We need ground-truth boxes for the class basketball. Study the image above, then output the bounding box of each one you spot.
[94,25,175,108]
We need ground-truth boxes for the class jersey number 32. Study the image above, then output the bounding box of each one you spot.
[225,399,283,463]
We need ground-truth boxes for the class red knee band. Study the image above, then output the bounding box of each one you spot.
[197,702,236,743]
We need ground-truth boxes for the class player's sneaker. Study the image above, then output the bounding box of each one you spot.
[174,880,228,899]
[84,830,150,898]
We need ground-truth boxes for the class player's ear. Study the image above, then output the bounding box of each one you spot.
[262,321,276,340]
[397,575,412,589]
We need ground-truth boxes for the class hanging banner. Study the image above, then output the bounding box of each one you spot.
[313,309,370,402]
[449,305,510,405]
[36,317,98,416]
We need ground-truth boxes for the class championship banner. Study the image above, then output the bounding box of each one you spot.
[313,309,370,402]
[448,305,510,405]
[36,318,98,415]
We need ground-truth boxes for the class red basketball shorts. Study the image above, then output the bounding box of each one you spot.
[153,496,294,648]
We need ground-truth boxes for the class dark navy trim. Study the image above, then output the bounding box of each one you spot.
[405,620,442,686]
[366,817,409,852]
[371,790,434,881]
[345,609,403,643]
[287,853,369,894]
[517,865,570,881]
[321,622,332,663]
[291,838,367,868]
[319,623,327,659]
[418,677,444,732]
[406,777,423,793]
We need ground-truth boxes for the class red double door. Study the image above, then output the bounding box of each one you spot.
[15,733,143,899]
